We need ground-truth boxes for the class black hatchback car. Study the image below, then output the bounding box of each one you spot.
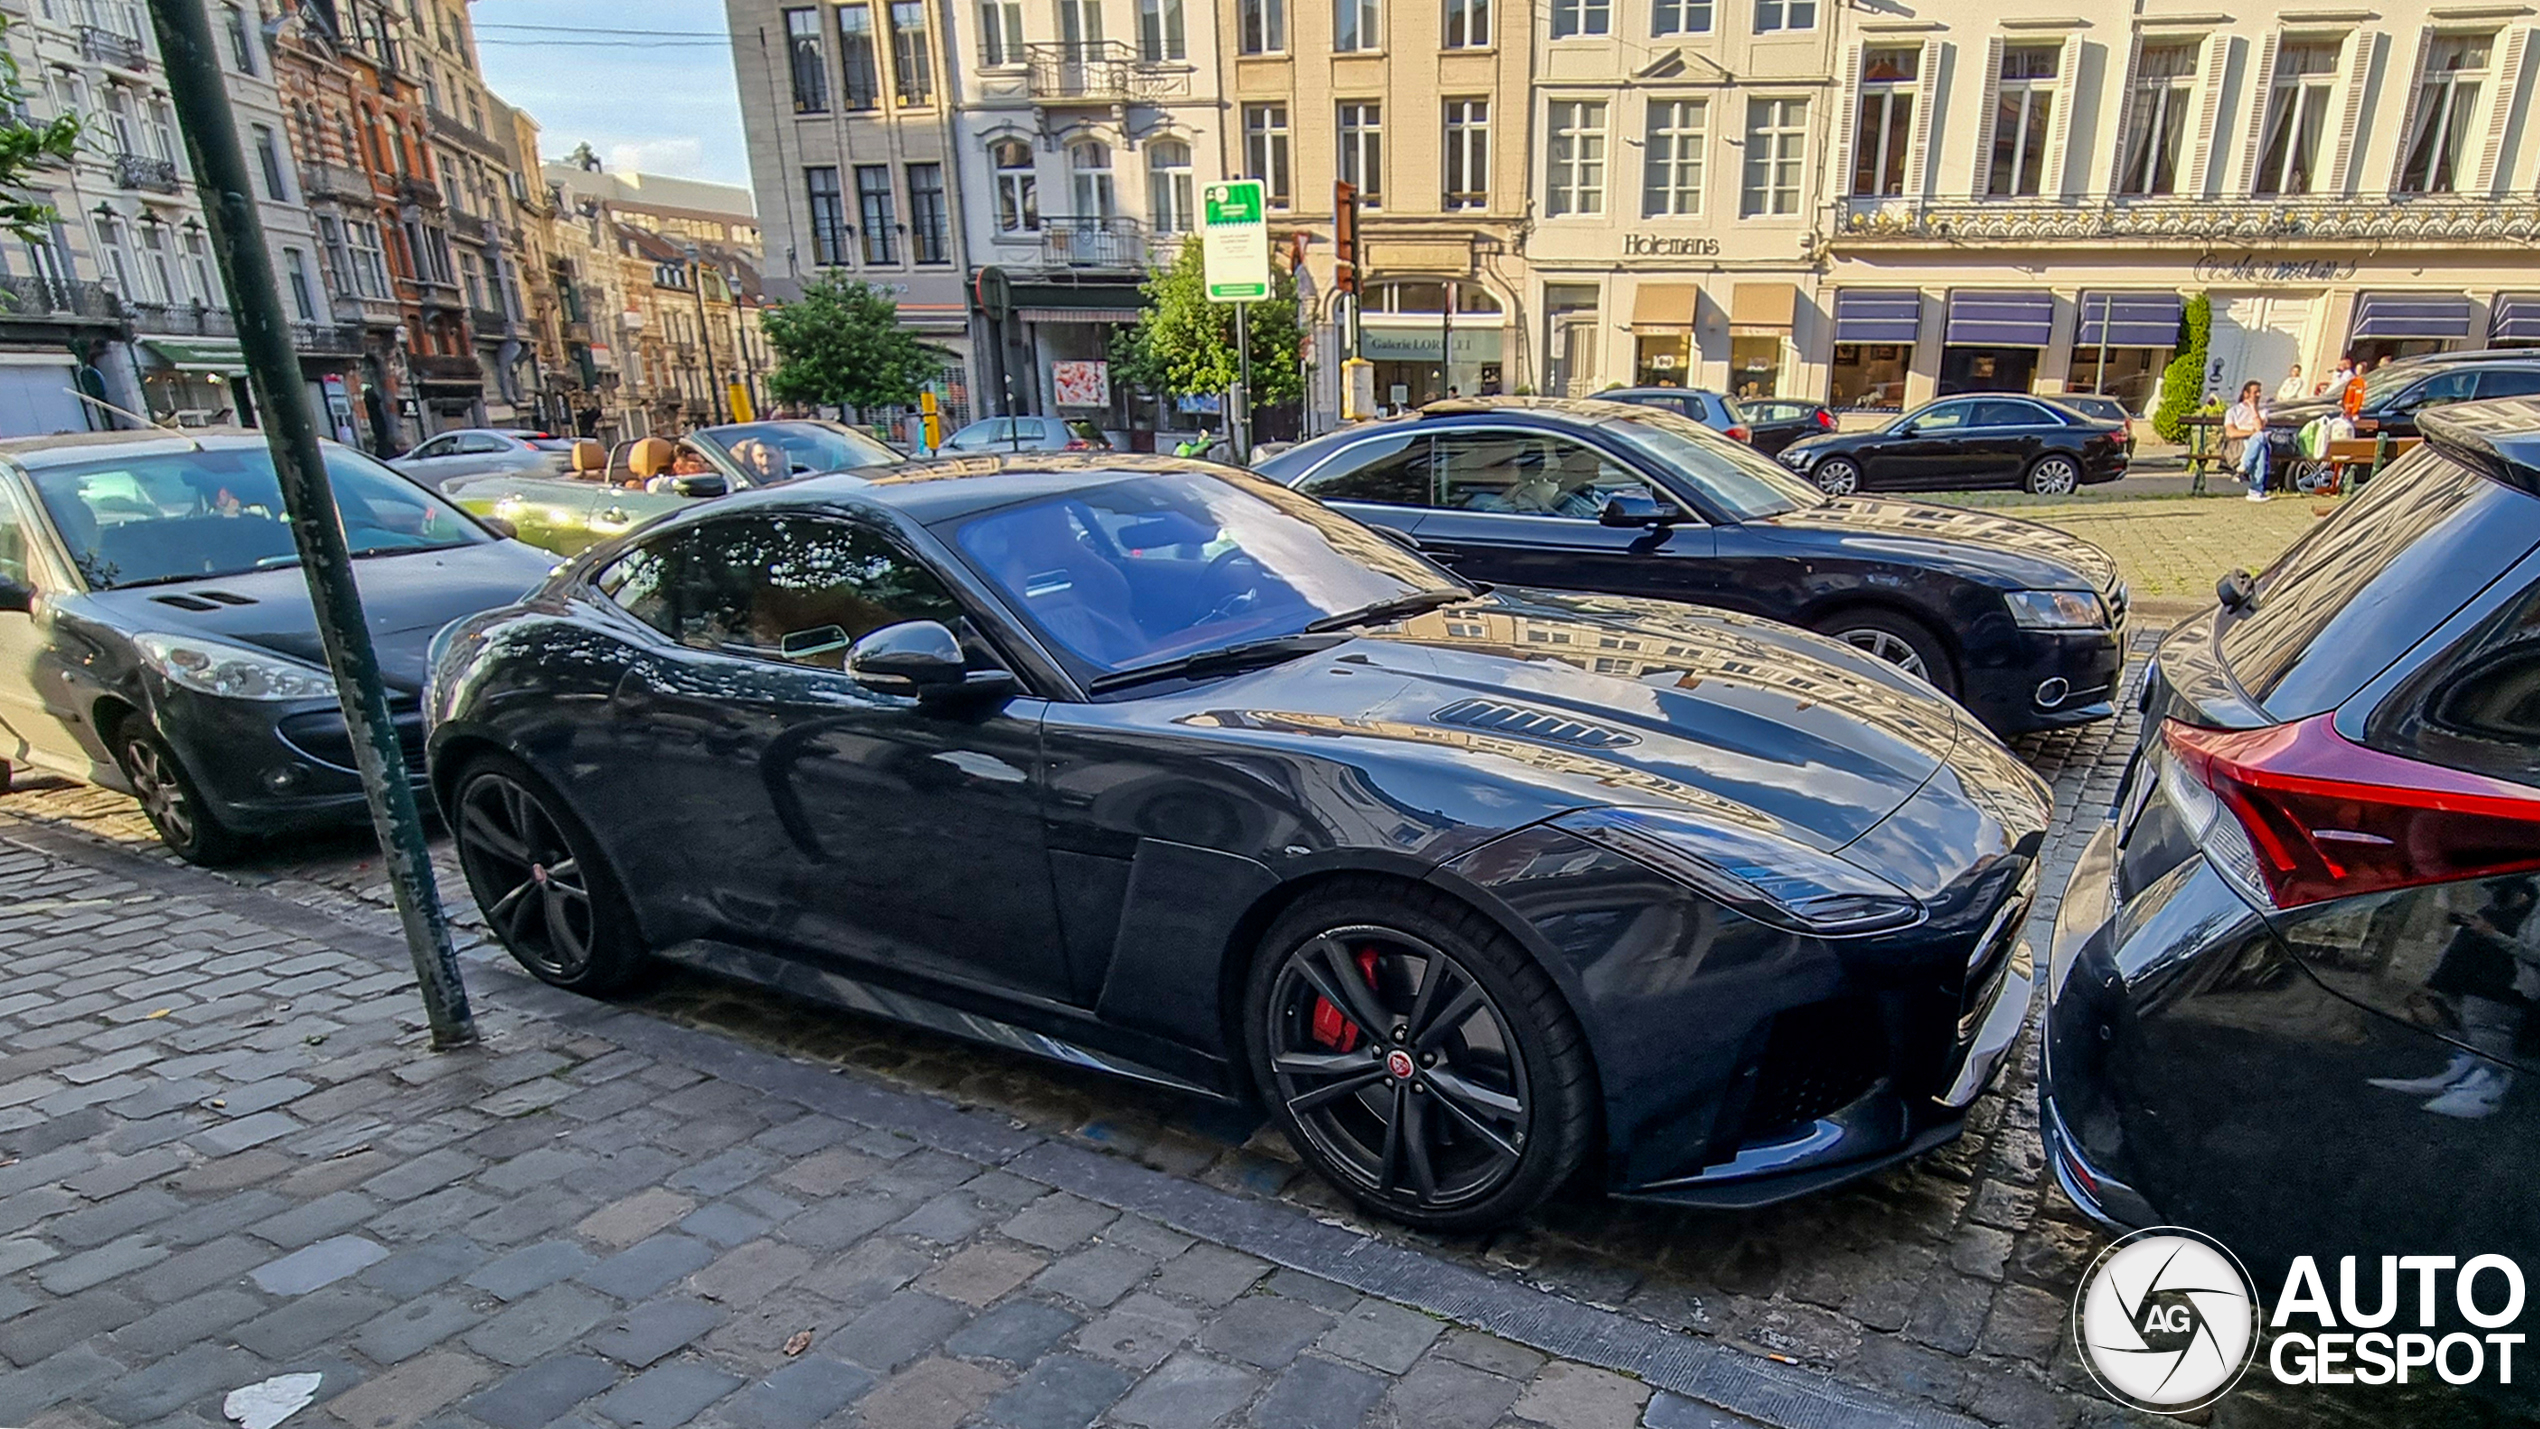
[1775,394,2131,495]
[1260,399,2128,735]
[2044,399,2540,1283]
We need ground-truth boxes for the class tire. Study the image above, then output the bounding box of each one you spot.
[449,753,651,995]
[1816,608,1956,697]
[1811,457,1861,497]
[2024,454,2082,495]
[1244,878,1596,1232]
[111,719,244,865]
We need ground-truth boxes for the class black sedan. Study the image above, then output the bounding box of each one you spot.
[2044,399,2540,1284]
[425,455,2048,1230]
[1259,399,2129,734]
[1775,394,2130,495]
[0,429,556,862]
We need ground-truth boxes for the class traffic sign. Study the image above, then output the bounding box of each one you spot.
[1202,180,1271,303]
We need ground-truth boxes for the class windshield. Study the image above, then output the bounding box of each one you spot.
[946,470,1465,684]
[29,444,490,590]
[691,421,898,485]
[2357,364,2430,407]
[1593,404,1829,520]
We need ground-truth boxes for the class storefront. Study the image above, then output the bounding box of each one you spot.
[1727,283,1798,399]
[2067,291,2182,416]
[1359,281,1507,408]
[1828,290,1920,412]
[1938,290,2051,396]
[2348,291,2473,367]
[1629,283,1696,388]
[137,337,251,426]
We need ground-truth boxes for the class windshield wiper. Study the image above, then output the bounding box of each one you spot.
[1304,589,1471,633]
[352,540,474,560]
[1087,632,1348,694]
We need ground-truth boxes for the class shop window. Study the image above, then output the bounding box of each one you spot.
[1729,336,1781,400]
[1634,332,1689,386]
[1831,342,1909,410]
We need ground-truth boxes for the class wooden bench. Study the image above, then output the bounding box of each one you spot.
[2296,435,2422,496]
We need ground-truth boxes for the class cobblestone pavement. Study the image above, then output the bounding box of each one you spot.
[0,628,2457,1429]
[1924,488,2330,600]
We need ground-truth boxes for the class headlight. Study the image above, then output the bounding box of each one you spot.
[1551,806,1924,936]
[135,634,337,701]
[1778,447,1811,467]
[2004,589,2108,631]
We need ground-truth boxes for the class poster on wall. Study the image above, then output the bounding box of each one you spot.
[1052,360,1110,408]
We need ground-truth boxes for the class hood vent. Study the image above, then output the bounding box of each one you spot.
[148,589,259,612]
[198,590,258,605]
[149,594,221,611]
[1433,698,1639,749]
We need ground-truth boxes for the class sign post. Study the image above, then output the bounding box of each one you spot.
[1202,180,1269,463]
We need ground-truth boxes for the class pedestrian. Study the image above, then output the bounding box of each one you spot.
[2341,358,2368,421]
[2276,363,2307,402]
[2226,380,2271,503]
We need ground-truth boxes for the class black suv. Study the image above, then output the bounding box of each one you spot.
[2267,350,2540,451]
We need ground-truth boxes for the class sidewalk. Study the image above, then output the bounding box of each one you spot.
[0,817,1976,1429]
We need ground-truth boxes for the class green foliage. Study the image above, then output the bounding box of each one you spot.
[1110,241,1303,406]
[762,277,937,412]
[2153,293,2213,444]
[0,18,77,246]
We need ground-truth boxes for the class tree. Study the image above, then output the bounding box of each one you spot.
[2152,293,2213,444]
[0,17,78,244]
[1111,240,1303,407]
[762,277,937,413]
[565,142,600,172]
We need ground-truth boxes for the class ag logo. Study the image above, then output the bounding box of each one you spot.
[2074,1227,2258,1414]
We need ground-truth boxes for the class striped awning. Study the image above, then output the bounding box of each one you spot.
[1832,290,1921,344]
[2076,292,2183,348]
[1017,307,1141,324]
[2492,295,2540,342]
[1946,290,2055,347]
[2352,292,2473,341]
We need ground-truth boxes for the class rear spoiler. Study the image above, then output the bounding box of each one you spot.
[2415,399,2540,497]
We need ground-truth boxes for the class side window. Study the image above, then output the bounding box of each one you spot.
[0,487,28,589]
[410,436,457,459]
[1969,399,2039,428]
[1911,402,1971,432]
[2367,576,2540,788]
[457,434,507,455]
[597,514,968,669]
[1436,432,1671,519]
[1296,433,1434,507]
[2475,369,2540,401]
[2401,370,2480,411]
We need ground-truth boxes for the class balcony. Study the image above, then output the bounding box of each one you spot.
[1037,216,1153,270]
[125,301,236,338]
[114,153,182,194]
[79,24,149,71]
[471,306,512,338]
[562,318,593,345]
[1024,41,1189,104]
[299,161,372,201]
[394,176,444,210]
[0,276,120,323]
[1832,192,2540,249]
[408,352,483,384]
[291,322,366,356]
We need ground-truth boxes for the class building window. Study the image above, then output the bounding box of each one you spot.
[1070,140,1115,219]
[1740,97,1807,215]
[1059,0,1102,50]
[856,165,897,262]
[1240,0,1285,51]
[1147,139,1193,232]
[1545,100,1607,216]
[2253,40,2339,195]
[2399,33,2493,193]
[184,227,215,307]
[785,9,830,110]
[1337,102,1382,205]
[1443,99,1488,208]
[1651,0,1710,35]
[1753,0,1813,33]
[284,247,316,321]
[837,4,881,111]
[252,124,289,201]
[1443,0,1487,48]
[888,1,932,103]
[1244,103,1291,205]
[1851,47,1918,197]
[346,220,390,299]
[1988,44,2059,196]
[1831,343,1909,410]
[2116,42,2200,195]
[992,138,1039,231]
[224,3,256,72]
[461,251,485,310]
[1551,0,1607,39]
[1335,0,1378,52]
[1642,97,1706,216]
[1139,0,1186,60]
[909,161,949,262]
[979,0,1024,64]
[807,165,849,264]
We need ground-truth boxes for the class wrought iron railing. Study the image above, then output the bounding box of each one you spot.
[125,301,237,337]
[409,352,484,383]
[0,276,119,321]
[1039,216,1150,269]
[1024,41,1188,102]
[79,24,149,70]
[114,153,181,194]
[1833,193,2540,246]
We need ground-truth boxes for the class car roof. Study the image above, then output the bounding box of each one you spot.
[770,452,1242,524]
[1602,386,1728,400]
[0,426,276,469]
[2417,398,2540,497]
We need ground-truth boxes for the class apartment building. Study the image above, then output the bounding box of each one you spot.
[1823,0,2540,412]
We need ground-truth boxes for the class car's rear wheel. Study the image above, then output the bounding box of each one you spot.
[1818,609,1956,697]
[450,755,649,994]
[1811,457,1861,496]
[112,720,243,865]
[1245,880,1595,1232]
[2024,454,2082,495]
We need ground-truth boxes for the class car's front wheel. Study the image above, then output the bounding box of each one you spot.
[2024,454,2082,495]
[1818,608,1956,697]
[1245,879,1595,1232]
[1811,457,1861,496]
[113,719,243,865]
[450,755,650,995]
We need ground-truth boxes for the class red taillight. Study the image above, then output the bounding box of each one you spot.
[1816,409,1838,430]
[2161,715,2540,908]
[1064,438,1093,450]
[1725,425,1753,444]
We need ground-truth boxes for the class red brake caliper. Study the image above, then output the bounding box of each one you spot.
[1309,948,1381,1051]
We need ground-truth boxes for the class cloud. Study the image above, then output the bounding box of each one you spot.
[605,138,712,179]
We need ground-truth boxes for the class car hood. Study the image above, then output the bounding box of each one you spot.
[81,540,560,694]
[1177,586,1964,851]
[1751,496,2122,593]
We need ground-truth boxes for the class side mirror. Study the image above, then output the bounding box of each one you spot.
[479,515,519,541]
[0,575,31,614]
[2216,569,2256,614]
[671,473,729,499]
[1599,495,1682,528]
[846,620,1020,702]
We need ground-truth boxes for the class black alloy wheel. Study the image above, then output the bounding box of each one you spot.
[114,721,241,865]
[451,758,647,993]
[1818,608,1957,697]
[1248,882,1594,1231]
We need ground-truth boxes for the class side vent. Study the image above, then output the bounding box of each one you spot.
[198,590,259,605]
[149,594,221,612]
[1432,698,1639,749]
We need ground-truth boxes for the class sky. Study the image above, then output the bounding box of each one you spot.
[471,1,753,189]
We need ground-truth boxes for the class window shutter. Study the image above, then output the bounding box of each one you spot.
[2474,26,2533,193]
[1902,37,1945,196]
[2041,33,2084,195]
[2106,34,2145,192]
[1832,42,1864,198]
[2326,29,2381,193]
[1968,34,2006,195]
[2183,32,2232,193]
[2233,33,2281,193]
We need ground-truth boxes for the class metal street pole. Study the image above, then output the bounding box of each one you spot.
[147,0,476,1049]
[1232,301,1252,465]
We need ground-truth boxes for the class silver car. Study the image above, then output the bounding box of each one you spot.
[939,416,1112,453]
[390,428,580,493]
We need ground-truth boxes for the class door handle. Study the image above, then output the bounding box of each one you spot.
[1422,545,1466,564]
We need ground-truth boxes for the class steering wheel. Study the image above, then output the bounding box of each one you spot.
[1203,547,1264,622]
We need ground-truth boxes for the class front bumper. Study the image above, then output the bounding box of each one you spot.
[152,684,428,836]
[1966,623,2126,734]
